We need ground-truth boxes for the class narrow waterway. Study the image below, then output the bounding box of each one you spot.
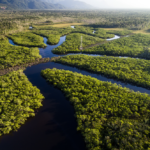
[106,35,120,41]
[0,33,150,150]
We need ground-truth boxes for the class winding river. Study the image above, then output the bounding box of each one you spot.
[0,33,149,150]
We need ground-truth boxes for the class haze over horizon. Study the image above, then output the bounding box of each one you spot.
[77,0,150,9]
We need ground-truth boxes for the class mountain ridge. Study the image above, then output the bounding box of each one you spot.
[39,0,95,9]
[58,0,95,9]
[0,0,95,10]
[0,0,65,9]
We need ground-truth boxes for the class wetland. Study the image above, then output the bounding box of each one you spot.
[1,10,150,150]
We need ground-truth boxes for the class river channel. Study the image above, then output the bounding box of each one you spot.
[0,33,149,150]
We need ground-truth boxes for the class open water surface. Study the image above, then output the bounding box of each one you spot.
[106,35,120,41]
[0,33,150,150]
[71,26,75,29]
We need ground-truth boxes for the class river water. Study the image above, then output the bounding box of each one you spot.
[0,33,150,150]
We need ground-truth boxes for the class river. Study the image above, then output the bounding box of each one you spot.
[0,33,149,150]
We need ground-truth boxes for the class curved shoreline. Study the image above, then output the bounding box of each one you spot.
[1,32,150,150]
[8,35,150,92]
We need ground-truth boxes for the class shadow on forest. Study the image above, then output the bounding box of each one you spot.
[145,29,150,33]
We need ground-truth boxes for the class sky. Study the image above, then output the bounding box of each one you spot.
[78,0,150,9]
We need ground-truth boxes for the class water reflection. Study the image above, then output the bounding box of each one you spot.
[93,30,96,34]
[106,35,120,41]
[71,26,75,29]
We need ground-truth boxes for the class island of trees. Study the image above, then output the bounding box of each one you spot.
[41,68,150,150]
[1,9,150,150]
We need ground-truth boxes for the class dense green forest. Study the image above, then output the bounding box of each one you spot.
[73,26,131,37]
[82,34,150,59]
[1,10,150,149]
[71,26,114,38]
[33,25,130,38]
[41,68,150,150]
[0,70,44,136]
[52,33,104,54]
[106,30,132,36]
[33,26,74,34]
[53,54,150,89]
[1,10,150,36]
[0,21,17,35]
[8,32,46,47]
[0,37,42,70]
[32,29,61,44]
[32,10,150,29]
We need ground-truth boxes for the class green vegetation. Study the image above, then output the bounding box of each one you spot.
[0,21,17,35]
[53,54,150,89]
[32,26,116,46]
[47,34,60,45]
[0,57,50,76]
[2,9,150,149]
[8,32,46,47]
[106,29,132,36]
[32,30,61,45]
[52,33,104,54]
[72,26,115,39]
[41,68,150,150]
[94,28,114,38]
[33,26,74,35]
[0,37,42,70]
[33,25,116,39]
[1,10,150,36]
[83,34,150,59]
[0,70,44,136]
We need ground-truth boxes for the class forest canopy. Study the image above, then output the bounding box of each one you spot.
[83,34,150,59]
[53,54,150,89]
[52,33,104,54]
[0,70,44,137]
[0,37,42,70]
[8,32,46,47]
[41,68,150,150]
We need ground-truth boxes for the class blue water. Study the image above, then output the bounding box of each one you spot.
[71,26,75,29]
[39,36,66,58]
[8,35,149,93]
[1,32,149,150]
[107,35,120,41]
[9,39,16,45]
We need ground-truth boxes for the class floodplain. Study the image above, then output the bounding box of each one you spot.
[1,10,150,150]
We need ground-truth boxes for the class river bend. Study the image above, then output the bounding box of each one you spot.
[0,33,149,150]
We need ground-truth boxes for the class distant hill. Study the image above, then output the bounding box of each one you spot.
[42,0,64,3]
[42,0,95,9]
[0,0,65,9]
[58,0,94,9]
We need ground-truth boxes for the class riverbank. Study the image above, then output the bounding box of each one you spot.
[1,24,150,150]
[0,58,50,76]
